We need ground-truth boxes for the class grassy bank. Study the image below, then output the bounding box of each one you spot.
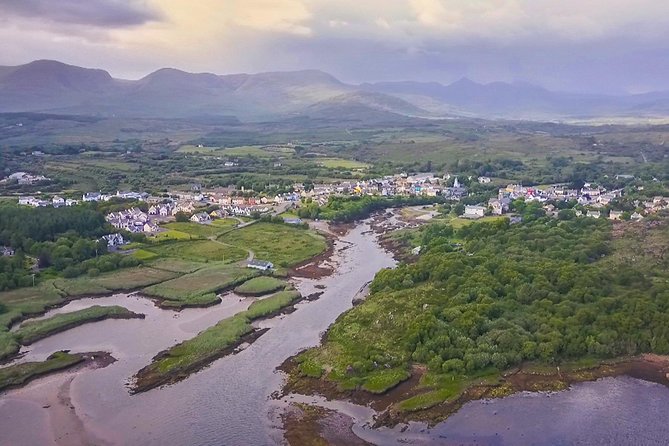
[143,240,248,263]
[15,305,144,345]
[133,289,302,392]
[0,267,176,361]
[54,267,179,296]
[219,223,327,267]
[234,276,287,296]
[0,351,84,392]
[142,264,260,308]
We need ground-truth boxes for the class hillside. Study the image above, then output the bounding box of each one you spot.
[2,60,669,121]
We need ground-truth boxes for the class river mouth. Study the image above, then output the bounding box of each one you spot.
[0,220,396,445]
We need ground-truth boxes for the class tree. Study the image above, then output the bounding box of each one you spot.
[175,211,190,222]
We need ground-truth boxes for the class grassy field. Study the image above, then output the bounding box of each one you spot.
[149,229,193,241]
[54,267,180,295]
[222,145,276,157]
[162,221,237,238]
[447,215,507,229]
[15,305,143,345]
[317,158,370,169]
[142,264,259,308]
[132,249,160,261]
[234,276,287,296]
[219,223,327,267]
[148,258,206,274]
[176,145,220,154]
[0,283,67,332]
[133,289,301,392]
[0,351,85,392]
[145,240,248,263]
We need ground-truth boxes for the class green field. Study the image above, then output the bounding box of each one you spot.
[15,305,143,345]
[317,158,371,169]
[149,229,193,241]
[55,267,180,294]
[145,240,248,263]
[133,289,301,392]
[142,264,259,308]
[177,145,220,154]
[219,223,327,267]
[222,145,276,157]
[0,283,67,332]
[162,221,237,238]
[148,258,206,274]
[234,276,287,296]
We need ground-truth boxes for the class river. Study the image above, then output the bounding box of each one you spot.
[288,376,669,445]
[3,220,669,445]
[0,221,396,445]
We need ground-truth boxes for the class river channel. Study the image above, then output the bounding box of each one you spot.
[0,221,395,445]
[3,219,669,445]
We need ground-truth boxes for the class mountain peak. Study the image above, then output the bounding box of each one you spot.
[3,59,113,89]
[450,77,480,88]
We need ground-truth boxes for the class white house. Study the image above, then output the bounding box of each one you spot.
[190,212,212,224]
[83,192,102,202]
[464,205,486,219]
[101,233,126,248]
[586,210,601,219]
[18,196,36,206]
[609,210,624,221]
[52,196,65,207]
[143,222,160,233]
[247,259,273,271]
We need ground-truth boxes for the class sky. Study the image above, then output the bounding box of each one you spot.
[1,0,668,94]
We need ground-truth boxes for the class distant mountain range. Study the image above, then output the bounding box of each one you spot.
[1,59,669,121]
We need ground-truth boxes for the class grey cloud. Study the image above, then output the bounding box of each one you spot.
[0,0,161,27]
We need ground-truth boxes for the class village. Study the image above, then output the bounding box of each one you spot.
[13,171,669,236]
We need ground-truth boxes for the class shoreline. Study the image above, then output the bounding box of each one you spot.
[282,402,373,446]
[17,310,146,346]
[278,353,669,437]
[131,288,328,393]
[0,351,116,394]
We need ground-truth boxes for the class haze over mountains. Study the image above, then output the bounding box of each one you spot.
[1,60,668,122]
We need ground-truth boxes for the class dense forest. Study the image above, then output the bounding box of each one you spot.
[298,195,445,222]
[0,205,138,291]
[297,215,669,393]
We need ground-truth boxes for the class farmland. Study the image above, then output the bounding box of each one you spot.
[142,264,259,308]
[219,223,327,267]
[143,240,248,263]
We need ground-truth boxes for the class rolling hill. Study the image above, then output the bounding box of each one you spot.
[1,60,669,121]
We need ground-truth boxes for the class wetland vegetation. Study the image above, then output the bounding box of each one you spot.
[133,289,302,392]
[291,215,669,419]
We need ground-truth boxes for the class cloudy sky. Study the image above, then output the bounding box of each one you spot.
[1,0,668,94]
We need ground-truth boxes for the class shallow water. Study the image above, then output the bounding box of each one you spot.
[349,376,669,445]
[0,221,396,445]
[5,220,668,445]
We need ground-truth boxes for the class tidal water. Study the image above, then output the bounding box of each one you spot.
[0,222,396,445]
[2,221,669,445]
